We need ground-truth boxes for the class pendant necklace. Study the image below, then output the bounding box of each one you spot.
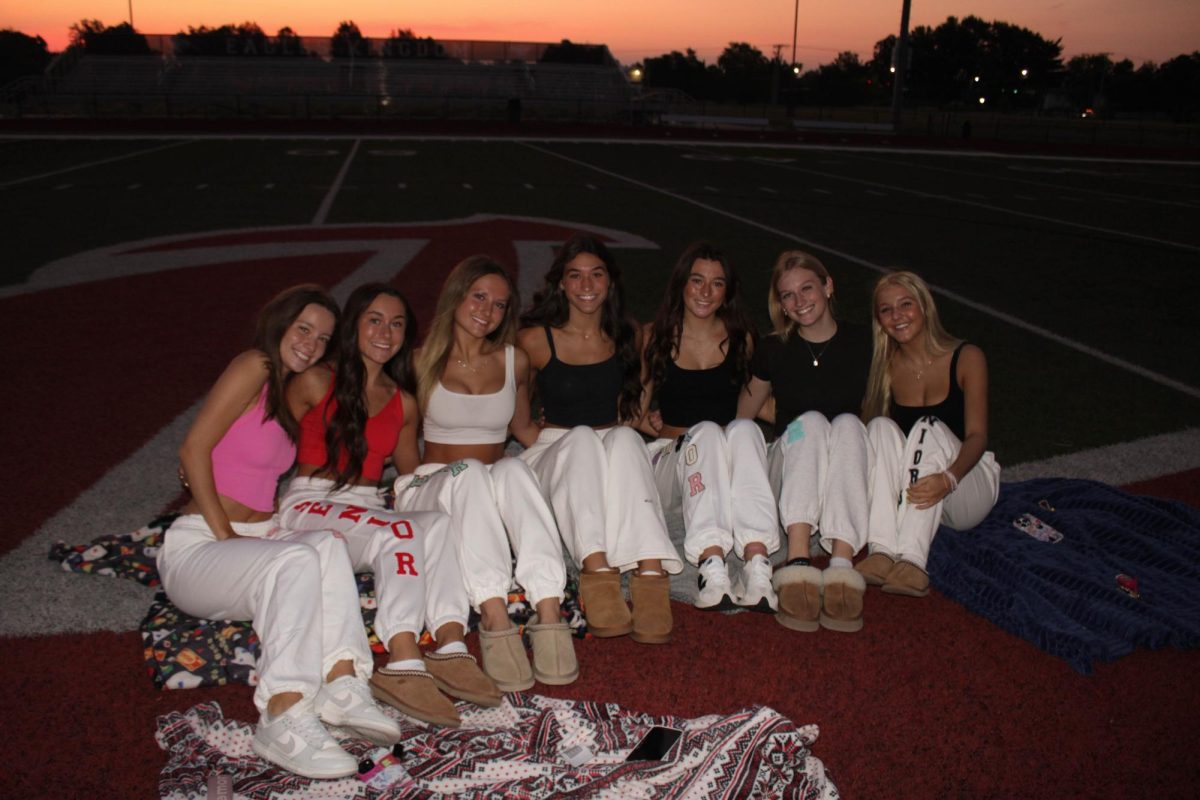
[803,337,832,367]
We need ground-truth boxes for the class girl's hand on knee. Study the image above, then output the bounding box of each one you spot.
[906,473,950,510]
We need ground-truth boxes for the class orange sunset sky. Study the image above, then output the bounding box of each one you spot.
[8,1,1199,66]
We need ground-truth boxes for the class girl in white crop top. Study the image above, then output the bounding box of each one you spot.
[396,256,579,692]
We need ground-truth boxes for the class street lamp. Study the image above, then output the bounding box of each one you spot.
[791,0,799,69]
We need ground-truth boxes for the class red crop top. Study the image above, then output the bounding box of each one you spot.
[297,379,405,482]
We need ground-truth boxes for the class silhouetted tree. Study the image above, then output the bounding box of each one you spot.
[331,21,371,58]
[69,20,153,55]
[642,49,718,99]
[0,29,51,84]
[717,42,771,103]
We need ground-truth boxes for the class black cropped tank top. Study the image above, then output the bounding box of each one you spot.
[889,343,967,439]
[536,325,623,427]
[658,348,739,428]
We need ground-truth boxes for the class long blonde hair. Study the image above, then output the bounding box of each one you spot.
[767,250,833,341]
[415,255,518,410]
[862,270,960,420]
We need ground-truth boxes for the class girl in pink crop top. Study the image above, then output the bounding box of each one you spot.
[161,286,411,779]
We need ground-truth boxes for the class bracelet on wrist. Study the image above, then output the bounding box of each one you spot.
[943,471,959,493]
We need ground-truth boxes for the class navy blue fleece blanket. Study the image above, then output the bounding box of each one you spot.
[927,478,1200,674]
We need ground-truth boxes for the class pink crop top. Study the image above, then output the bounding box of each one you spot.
[297,378,405,483]
[210,386,296,512]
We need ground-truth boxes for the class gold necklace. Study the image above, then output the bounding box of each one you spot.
[802,337,832,367]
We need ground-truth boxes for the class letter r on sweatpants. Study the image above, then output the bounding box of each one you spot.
[688,472,706,496]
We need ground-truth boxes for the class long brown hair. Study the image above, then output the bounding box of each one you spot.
[519,234,643,422]
[645,242,754,402]
[252,284,339,442]
[323,283,417,488]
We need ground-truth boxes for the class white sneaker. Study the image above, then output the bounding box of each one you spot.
[735,555,778,613]
[316,675,402,746]
[252,702,358,780]
[695,556,737,611]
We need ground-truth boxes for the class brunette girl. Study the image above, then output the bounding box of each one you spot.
[516,234,681,644]
[280,283,500,729]
[159,285,397,780]
[641,242,779,613]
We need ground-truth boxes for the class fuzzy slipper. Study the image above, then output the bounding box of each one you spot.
[819,566,865,632]
[771,561,822,632]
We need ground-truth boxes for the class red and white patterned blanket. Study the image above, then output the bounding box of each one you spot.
[156,693,838,799]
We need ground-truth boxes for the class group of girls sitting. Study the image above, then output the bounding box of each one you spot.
[158,233,999,779]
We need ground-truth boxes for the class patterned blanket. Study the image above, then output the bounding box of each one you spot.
[928,478,1200,674]
[51,516,588,691]
[156,695,838,799]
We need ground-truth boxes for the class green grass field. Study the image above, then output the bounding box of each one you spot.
[3,134,1197,468]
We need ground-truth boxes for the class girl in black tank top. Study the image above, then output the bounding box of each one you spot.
[516,234,680,646]
[861,271,1000,598]
[640,242,778,615]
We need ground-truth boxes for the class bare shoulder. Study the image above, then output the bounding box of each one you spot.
[218,350,270,394]
[517,326,550,367]
[400,389,419,422]
[957,343,987,381]
[512,344,531,376]
[291,361,333,396]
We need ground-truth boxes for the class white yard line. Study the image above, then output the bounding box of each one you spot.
[0,140,191,188]
[310,139,361,226]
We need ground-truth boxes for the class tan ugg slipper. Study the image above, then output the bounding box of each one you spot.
[855,552,896,586]
[819,566,866,632]
[369,668,461,727]
[526,618,580,685]
[881,560,930,597]
[479,626,535,692]
[629,572,673,644]
[771,562,822,632]
[578,570,633,637]
[423,652,503,707]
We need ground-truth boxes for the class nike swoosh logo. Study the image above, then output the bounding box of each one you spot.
[278,729,308,757]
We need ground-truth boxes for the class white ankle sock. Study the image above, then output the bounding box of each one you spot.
[702,555,725,569]
[386,658,425,671]
[637,570,664,576]
[830,556,853,570]
[435,641,468,656]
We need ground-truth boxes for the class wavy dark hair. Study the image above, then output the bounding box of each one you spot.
[645,242,754,402]
[252,284,339,443]
[519,234,642,423]
[323,283,417,488]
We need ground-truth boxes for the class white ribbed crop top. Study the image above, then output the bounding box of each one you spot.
[422,345,515,445]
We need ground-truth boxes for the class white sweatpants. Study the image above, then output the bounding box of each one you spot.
[157,514,373,714]
[768,411,871,554]
[392,458,567,611]
[866,415,1001,569]
[648,418,779,565]
[520,425,682,574]
[278,477,468,646]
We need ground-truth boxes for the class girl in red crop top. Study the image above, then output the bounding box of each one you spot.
[393,256,577,693]
[280,283,500,728]
[159,285,404,779]
[515,234,681,647]
[638,243,780,619]
[860,271,1000,598]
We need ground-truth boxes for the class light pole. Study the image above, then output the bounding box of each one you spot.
[890,0,911,130]
[791,0,799,69]
[128,0,134,27]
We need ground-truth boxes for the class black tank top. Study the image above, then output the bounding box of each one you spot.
[890,343,968,439]
[536,325,623,427]
[658,348,739,428]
